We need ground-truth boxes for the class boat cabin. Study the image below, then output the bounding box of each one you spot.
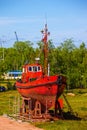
[22,64,43,82]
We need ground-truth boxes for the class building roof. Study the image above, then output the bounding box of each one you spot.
[7,70,22,75]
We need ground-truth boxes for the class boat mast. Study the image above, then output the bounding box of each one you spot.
[41,24,50,75]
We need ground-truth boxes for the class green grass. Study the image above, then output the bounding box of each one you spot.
[0,89,87,130]
[0,90,19,115]
[35,120,87,130]
[63,89,87,118]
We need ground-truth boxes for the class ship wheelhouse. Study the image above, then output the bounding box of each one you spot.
[22,64,43,82]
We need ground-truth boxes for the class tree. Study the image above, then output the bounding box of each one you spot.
[55,39,76,89]
[13,41,34,65]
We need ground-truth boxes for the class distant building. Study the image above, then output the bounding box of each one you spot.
[4,70,22,79]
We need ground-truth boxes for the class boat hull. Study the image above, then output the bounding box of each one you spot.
[15,75,66,109]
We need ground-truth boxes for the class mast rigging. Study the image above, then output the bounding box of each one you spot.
[41,24,50,75]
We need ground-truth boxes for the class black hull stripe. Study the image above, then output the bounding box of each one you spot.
[16,81,58,89]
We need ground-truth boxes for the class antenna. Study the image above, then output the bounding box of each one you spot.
[45,13,47,25]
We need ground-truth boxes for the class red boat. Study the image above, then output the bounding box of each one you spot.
[15,24,66,117]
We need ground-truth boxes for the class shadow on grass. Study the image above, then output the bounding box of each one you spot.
[63,111,81,120]
[49,110,82,121]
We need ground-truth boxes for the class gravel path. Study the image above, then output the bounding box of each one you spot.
[0,116,43,130]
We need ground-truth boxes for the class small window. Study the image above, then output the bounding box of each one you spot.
[28,66,32,71]
[38,66,40,71]
[33,66,37,72]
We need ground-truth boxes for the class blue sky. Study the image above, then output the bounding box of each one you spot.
[0,0,87,47]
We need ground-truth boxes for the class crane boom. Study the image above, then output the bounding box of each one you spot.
[14,31,19,42]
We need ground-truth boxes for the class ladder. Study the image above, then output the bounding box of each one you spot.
[63,93,74,114]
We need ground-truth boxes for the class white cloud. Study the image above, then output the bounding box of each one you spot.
[0,16,44,26]
[0,17,17,25]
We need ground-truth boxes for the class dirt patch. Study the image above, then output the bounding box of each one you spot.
[67,93,75,96]
[0,116,43,130]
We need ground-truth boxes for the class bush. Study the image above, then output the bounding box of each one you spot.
[7,81,12,90]
[6,80,16,90]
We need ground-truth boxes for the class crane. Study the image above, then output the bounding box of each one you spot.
[14,31,19,42]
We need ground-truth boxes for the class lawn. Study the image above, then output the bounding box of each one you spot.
[0,90,19,115]
[0,89,87,130]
